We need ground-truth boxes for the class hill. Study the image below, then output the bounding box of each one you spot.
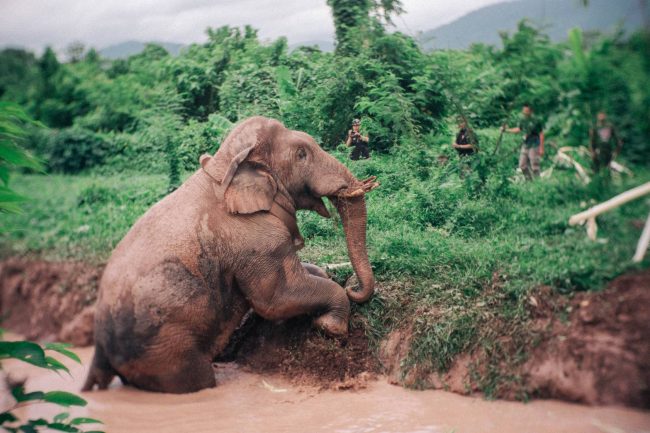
[99,40,185,59]
[419,0,644,50]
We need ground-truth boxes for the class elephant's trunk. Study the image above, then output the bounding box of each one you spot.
[331,194,374,303]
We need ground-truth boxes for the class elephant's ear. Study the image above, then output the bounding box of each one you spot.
[224,163,277,214]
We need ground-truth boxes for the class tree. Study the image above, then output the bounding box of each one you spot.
[327,0,403,56]
[65,41,86,63]
[0,49,40,105]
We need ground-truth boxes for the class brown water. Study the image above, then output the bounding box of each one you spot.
[6,346,650,433]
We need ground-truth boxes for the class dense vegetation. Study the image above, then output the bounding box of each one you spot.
[1,1,648,397]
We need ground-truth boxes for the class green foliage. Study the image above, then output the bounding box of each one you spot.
[0,49,40,106]
[327,0,404,55]
[178,114,232,170]
[327,0,372,55]
[0,333,104,433]
[1,173,168,260]
[0,102,44,213]
[36,127,111,174]
[220,64,282,121]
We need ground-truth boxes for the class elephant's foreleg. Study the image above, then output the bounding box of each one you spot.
[241,258,350,336]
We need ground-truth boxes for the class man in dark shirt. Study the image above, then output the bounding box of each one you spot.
[590,111,623,173]
[346,118,370,160]
[453,118,477,157]
[503,104,544,180]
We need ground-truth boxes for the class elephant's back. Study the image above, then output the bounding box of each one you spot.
[93,174,243,367]
[98,177,210,302]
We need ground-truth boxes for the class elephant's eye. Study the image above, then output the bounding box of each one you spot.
[296,147,307,161]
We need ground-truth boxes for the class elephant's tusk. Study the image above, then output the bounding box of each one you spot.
[346,189,365,198]
[339,181,379,198]
[363,181,379,192]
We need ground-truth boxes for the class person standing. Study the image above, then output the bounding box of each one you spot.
[589,111,623,173]
[452,117,478,178]
[346,118,370,160]
[453,117,478,157]
[503,104,544,180]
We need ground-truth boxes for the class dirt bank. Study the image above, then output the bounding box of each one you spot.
[523,271,650,407]
[217,313,380,390]
[0,257,101,346]
[1,257,648,407]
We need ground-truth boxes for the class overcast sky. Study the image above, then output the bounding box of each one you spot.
[0,0,508,52]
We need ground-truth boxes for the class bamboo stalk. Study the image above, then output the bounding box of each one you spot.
[555,150,591,184]
[633,211,650,263]
[324,262,352,270]
[569,182,650,226]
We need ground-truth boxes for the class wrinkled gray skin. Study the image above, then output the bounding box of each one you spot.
[83,117,377,394]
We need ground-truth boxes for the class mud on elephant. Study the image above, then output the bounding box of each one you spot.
[83,116,379,393]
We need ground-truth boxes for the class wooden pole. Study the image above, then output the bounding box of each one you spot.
[569,182,650,226]
[633,211,650,263]
[324,262,352,270]
[491,124,506,156]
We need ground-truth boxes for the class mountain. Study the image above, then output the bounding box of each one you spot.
[419,0,645,50]
[99,40,185,59]
[289,40,335,52]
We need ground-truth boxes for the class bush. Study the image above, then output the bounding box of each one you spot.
[37,127,112,174]
[177,114,232,171]
[77,184,119,206]
[98,132,165,174]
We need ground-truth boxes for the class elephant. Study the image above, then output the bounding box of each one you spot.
[82,116,378,394]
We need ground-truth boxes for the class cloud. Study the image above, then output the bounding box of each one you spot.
[0,0,505,52]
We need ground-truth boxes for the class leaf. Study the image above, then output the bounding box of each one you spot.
[0,341,48,368]
[70,418,103,425]
[53,412,70,423]
[0,185,29,203]
[19,425,37,433]
[46,423,79,432]
[568,28,588,74]
[27,418,48,426]
[11,386,45,402]
[44,343,81,364]
[0,141,43,171]
[0,165,9,185]
[0,411,17,423]
[43,391,87,407]
[0,201,25,214]
[44,356,70,374]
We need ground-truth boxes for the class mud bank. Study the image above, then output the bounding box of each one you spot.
[1,257,649,407]
[0,258,101,346]
[524,272,650,407]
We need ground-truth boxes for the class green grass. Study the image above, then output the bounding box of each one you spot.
[0,173,169,262]
[1,141,649,398]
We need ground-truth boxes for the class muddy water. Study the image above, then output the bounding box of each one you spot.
[6,346,650,433]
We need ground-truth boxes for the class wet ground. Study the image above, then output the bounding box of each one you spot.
[6,346,650,433]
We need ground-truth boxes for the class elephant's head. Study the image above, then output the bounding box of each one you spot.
[201,116,378,303]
